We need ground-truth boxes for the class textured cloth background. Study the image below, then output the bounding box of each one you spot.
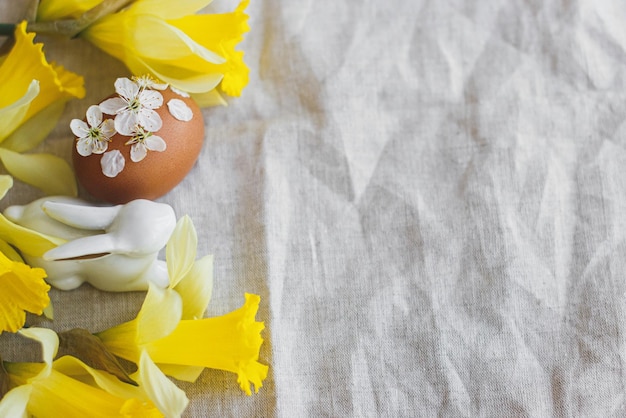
[2,0,626,416]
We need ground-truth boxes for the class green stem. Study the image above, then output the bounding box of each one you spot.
[0,23,16,37]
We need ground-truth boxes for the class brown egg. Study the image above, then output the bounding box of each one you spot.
[73,87,204,204]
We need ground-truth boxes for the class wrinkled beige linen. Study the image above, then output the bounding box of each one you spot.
[2,0,626,416]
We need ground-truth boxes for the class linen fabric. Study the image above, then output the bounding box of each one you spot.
[1,0,626,416]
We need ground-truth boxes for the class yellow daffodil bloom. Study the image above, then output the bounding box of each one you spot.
[97,286,267,395]
[1,328,188,417]
[0,21,84,195]
[0,251,49,335]
[78,0,250,106]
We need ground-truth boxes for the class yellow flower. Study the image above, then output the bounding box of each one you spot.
[79,0,250,106]
[0,21,84,195]
[0,251,49,335]
[1,328,188,417]
[97,286,267,395]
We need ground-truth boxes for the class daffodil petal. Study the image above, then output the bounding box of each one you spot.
[0,80,39,142]
[0,22,84,122]
[37,0,102,20]
[166,216,197,288]
[191,89,227,107]
[133,56,224,94]
[0,175,13,200]
[175,255,213,320]
[19,328,58,374]
[131,0,214,19]
[0,148,77,196]
[2,99,66,153]
[0,261,50,335]
[137,285,182,346]
[0,384,32,417]
[137,351,189,417]
[0,238,24,262]
[155,364,204,383]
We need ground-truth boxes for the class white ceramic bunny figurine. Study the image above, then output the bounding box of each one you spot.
[4,197,176,292]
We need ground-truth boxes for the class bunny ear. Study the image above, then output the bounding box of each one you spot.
[42,201,122,230]
[43,234,118,261]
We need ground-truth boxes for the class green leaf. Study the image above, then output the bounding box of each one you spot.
[58,328,137,386]
[0,148,77,196]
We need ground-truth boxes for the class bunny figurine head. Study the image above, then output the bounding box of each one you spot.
[4,197,176,292]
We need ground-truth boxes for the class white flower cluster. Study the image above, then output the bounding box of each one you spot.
[70,75,194,178]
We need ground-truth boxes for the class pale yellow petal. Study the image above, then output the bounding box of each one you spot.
[130,0,214,19]
[0,148,77,196]
[191,89,227,107]
[18,328,58,374]
[0,213,64,257]
[1,100,65,153]
[154,364,203,383]
[166,215,197,288]
[175,255,213,320]
[0,238,24,262]
[0,175,13,200]
[137,351,188,417]
[137,285,182,347]
[0,80,38,142]
[0,384,32,417]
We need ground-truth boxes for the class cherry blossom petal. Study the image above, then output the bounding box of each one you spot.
[115,77,139,100]
[145,135,167,152]
[170,87,190,98]
[99,97,127,115]
[138,109,163,132]
[70,119,89,138]
[131,142,148,162]
[139,89,164,109]
[100,119,116,138]
[115,111,139,136]
[92,139,109,154]
[101,150,125,177]
[167,99,193,121]
[76,138,93,156]
[85,105,103,128]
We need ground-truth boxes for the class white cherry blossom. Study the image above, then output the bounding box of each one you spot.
[125,126,167,162]
[99,77,163,136]
[132,74,168,91]
[70,105,116,156]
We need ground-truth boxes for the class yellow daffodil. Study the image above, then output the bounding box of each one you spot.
[0,251,49,335]
[0,21,84,195]
[97,288,267,395]
[77,0,250,106]
[1,328,188,417]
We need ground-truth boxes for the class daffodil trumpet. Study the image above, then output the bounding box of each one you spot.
[96,289,268,396]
